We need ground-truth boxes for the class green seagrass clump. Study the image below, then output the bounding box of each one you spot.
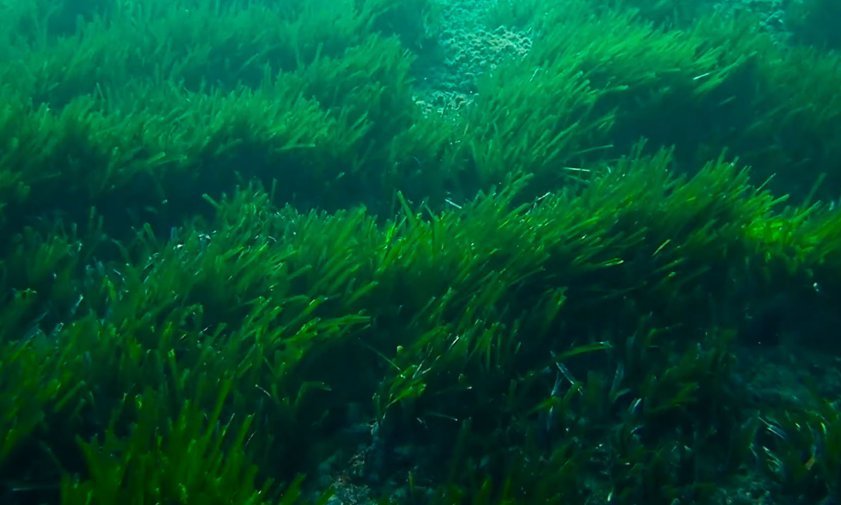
[1,1,841,504]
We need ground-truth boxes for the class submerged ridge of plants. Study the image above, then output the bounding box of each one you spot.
[1,0,841,503]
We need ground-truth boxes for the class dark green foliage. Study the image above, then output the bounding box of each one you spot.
[474,2,841,201]
[1,0,841,504]
[60,382,269,505]
[758,398,841,503]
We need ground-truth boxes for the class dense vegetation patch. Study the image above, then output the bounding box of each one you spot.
[1,0,841,503]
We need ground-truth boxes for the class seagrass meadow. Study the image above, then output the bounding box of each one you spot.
[3,0,841,503]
